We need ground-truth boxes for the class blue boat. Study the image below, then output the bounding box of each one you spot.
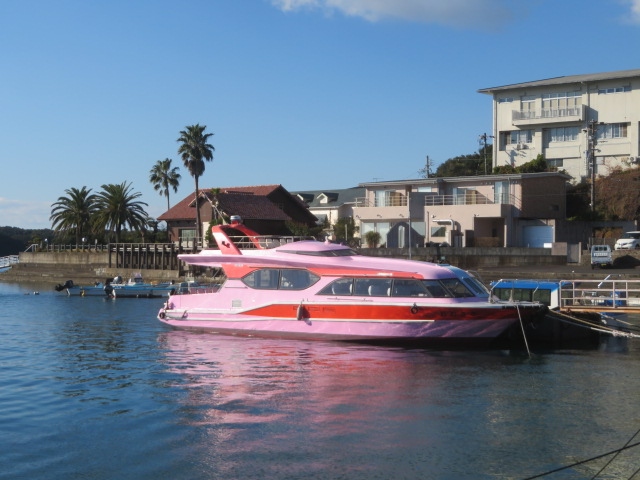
[489,277,640,348]
[55,274,177,298]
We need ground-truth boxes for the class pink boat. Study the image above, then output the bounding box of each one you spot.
[157,218,547,347]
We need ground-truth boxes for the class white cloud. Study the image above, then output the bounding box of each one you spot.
[0,197,52,229]
[627,0,640,23]
[270,0,515,28]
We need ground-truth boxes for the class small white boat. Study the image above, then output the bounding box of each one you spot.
[55,273,176,298]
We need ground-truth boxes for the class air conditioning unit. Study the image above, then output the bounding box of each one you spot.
[515,143,522,150]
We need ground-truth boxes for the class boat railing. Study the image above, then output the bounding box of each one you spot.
[172,282,221,295]
[221,235,314,250]
[559,278,640,309]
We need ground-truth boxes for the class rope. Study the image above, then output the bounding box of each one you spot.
[520,440,640,480]
[516,304,531,358]
[590,427,640,479]
[548,310,640,339]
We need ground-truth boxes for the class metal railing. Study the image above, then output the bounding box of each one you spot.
[512,107,581,121]
[354,197,408,208]
[424,193,518,207]
[559,277,640,311]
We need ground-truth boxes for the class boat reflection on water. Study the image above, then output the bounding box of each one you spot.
[157,330,443,430]
[155,330,640,479]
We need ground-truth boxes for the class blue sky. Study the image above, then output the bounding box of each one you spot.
[1,0,640,229]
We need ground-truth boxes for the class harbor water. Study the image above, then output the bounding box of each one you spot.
[1,280,639,480]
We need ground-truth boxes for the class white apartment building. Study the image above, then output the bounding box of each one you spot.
[478,69,640,182]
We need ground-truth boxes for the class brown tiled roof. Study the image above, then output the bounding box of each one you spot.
[157,185,290,221]
[216,192,290,221]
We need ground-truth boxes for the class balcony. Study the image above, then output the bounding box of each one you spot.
[425,193,519,208]
[355,196,407,207]
[512,105,584,126]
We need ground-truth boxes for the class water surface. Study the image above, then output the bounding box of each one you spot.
[1,281,639,479]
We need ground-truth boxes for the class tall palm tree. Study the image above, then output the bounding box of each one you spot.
[93,181,149,243]
[50,186,98,244]
[149,158,181,211]
[177,124,215,242]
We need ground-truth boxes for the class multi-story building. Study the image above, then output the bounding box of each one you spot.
[353,173,569,248]
[478,69,640,182]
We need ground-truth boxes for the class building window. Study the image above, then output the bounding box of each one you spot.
[179,228,196,240]
[505,130,532,145]
[498,97,513,103]
[598,123,627,139]
[547,158,564,168]
[541,91,581,118]
[545,126,580,142]
[431,226,446,237]
[598,86,631,94]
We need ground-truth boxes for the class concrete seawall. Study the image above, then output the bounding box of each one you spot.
[3,246,640,285]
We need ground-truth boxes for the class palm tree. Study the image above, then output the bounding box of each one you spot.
[177,124,215,243]
[93,181,150,243]
[50,187,98,245]
[149,158,181,211]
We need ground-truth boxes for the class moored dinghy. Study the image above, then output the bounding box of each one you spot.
[55,273,176,298]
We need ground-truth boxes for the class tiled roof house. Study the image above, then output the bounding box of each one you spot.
[158,184,317,247]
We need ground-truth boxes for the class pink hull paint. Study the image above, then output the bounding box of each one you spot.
[158,315,517,341]
[158,220,547,346]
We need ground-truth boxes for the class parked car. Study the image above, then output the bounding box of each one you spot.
[614,231,640,250]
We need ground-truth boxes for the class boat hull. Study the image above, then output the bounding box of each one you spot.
[158,301,546,346]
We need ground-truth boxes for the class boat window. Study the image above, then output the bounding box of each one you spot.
[367,279,392,296]
[242,269,280,289]
[439,278,476,298]
[391,279,431,297]
[279,269,320,290]
[420,280,451,298]
[460,277,490,297]
[319,278,354,295]
[242,268,320,290]
[493,288,552,305]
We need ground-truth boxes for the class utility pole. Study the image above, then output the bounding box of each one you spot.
[423,155,432,178]
[587,120,599,213]
[478,133,494,175]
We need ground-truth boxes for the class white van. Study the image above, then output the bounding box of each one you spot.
[590,244,613,269]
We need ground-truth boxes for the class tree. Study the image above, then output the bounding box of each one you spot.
[334,216,358,245]
[595,166,640,221]
[364,231,381,248]
[177,124,215,243]
[434,147,489,177]
[93,181,150,243]
[50,187,98,244]
[149,158,181,211]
